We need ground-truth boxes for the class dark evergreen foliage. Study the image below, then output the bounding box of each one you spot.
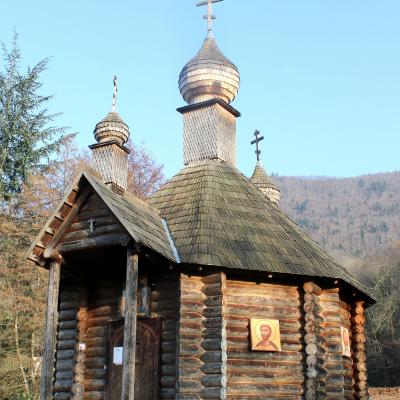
[0,33,69,200]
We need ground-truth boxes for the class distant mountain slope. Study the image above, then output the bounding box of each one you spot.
[274,171,400,258]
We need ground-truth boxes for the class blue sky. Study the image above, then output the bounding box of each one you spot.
[2,0,399,179]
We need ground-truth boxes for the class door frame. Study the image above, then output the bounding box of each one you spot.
[105,318,162,400]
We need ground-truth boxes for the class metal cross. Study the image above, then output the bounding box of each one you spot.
[196,0,223,32]
[112,75,117,111]
[251,130,264,162]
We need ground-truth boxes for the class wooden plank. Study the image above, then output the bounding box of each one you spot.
[40,261,61,400]
[57,233,129,253]
[121,249,139,400]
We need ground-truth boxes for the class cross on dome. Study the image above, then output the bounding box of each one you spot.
[251,130,264,162]
[196,0,223,33]
[112,75,117,112]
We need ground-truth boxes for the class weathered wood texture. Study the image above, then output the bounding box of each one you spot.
[83,281,120,400]
[303,282,326,400]
[340,299,355,400]
[200,273,227,400]
[53,281,79,400]
[226,280,304,400]
[71,285,88,400]
[351,301,369,400]
[40,261,61,400]
[150,273,179,400]
[175,272,228,400]
[176,274,205,400]
[121,250,139,400]
[59,192,126,250]
[320,288,345,400]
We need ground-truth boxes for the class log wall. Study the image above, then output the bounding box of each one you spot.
[175,273,227,400]
[225,280,304,400]
[150,272,179,400]
[351,301,369,400]
[54,282,79,400]
[340,299,354,400]
[83,280,120,400]
[59,192,125,248]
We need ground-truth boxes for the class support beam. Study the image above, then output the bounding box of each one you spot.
[121,248,139,400]
[40,260,61,400]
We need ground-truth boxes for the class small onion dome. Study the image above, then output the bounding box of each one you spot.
[179,33,240,105]
[250,162,281,205]
[93,111,130,145]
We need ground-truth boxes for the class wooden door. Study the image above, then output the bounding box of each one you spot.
[107,319,160,400]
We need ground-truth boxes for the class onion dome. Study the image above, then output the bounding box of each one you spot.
[250,162,281,205]
[179,33,240,105]
[93,111,130,145]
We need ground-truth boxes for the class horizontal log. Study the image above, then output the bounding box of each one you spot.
[202,339,226,351]
[161,376,176,387]
[85,357,106,369]
[61,223,122,243]
[57,233,129,253]
[68,215,116,232]
[54,393,71,400]
[201,351,227,363]
[85,369,106,379]
[85,347,106,357]
[84,379,105,391]
[56,359,74,371]
[54,379,72,392]
[59,330,77,340]
[83,392,104,400]
[59,310,77,321]
[161,364,176,376]
[59,320,77,330]
[56,350,75,360]
[86,326,107,338]
[58,339,76,350]
[201,374,226,388]
[202,362,226,374]
[56,371,74,381]
[60,301,79,311]
[85,337,107,348]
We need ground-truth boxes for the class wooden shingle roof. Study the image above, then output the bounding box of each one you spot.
[148,159,373,300]
[28,170,177,265]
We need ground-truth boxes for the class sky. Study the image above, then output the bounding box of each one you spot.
[1,0,399,179]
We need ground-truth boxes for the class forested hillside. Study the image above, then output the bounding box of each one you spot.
[275,171,400,259]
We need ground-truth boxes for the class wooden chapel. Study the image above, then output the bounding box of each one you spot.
[29,2,375,400]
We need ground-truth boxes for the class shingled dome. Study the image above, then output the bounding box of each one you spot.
[179,33,240,105]
[251,162,281,204]
[93,111,130,145]
[148,159,370,298]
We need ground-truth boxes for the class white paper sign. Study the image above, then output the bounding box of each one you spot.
[113,347,123,365]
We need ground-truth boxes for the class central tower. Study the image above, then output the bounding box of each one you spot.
[178,0,240,166]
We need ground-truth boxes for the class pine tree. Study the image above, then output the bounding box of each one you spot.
[0,33,69,201]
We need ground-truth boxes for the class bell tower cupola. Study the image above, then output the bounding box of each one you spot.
[178,0,241,167]
[89,76,130,193]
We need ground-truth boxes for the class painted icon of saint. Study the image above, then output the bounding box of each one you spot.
[255,323,279,350]
[250,319,281,352]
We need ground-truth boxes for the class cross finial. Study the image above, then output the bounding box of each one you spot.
[196,0,223,33]
[251,130,264,162]
[112,75,117,112]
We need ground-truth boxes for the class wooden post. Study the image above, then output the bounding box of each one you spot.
[40,260,61,400]
[121,248,139,400]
